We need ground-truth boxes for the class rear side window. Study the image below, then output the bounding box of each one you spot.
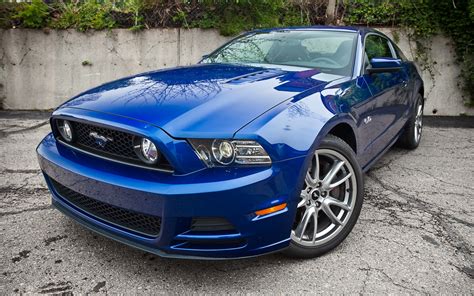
[365,35,393,60]
[392,43,408,61]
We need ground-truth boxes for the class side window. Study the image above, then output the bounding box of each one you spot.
[365,35,393,61]
[392,43,408,61]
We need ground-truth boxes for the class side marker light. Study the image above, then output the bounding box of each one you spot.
[255,203,287,216]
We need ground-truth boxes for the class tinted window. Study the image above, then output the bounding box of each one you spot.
[365,35,393,60]
[203,30,357,76]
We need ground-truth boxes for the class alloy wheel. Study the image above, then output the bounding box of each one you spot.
[291,149,357,247]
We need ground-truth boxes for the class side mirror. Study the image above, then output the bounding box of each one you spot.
[367,58,402,74]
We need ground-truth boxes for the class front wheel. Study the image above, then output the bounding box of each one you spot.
[283,135,364,258]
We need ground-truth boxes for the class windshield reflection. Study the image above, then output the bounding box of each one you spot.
[203,30,357,76]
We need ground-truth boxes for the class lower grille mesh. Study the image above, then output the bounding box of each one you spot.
[50,178,161,237]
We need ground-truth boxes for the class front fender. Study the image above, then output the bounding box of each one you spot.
[235,89,360,206]
[234,92,334,162]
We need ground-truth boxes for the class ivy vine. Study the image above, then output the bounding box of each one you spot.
[341,0,473,107]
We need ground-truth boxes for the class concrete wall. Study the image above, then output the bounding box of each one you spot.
[0,28,472,115]
[0,28,231,110]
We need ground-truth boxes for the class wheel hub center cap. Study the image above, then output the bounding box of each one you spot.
[309,188,321,200]
[308,189,328,207]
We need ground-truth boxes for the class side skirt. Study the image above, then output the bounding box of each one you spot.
[361,129,403,173]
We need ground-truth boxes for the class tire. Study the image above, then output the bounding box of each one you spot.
[397,93,424,149]
[283,134,364,258]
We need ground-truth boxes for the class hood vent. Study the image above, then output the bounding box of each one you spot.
[224,69,285,84]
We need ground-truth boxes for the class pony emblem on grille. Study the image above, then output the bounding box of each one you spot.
[89,131,113,148]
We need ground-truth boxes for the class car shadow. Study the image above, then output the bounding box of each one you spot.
[61,217,308,290]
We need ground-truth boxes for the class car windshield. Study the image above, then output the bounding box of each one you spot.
[202,30,357,76]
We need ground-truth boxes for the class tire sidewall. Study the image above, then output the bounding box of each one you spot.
[412,95,424,146]
[406,94,424,148]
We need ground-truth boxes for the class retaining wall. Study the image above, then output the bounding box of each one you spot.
[0,28,471,115]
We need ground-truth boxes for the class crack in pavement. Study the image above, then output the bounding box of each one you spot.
[449,216,474,228]
[367,172,472,233]
[0,120,48,138]
[0,186,50,217]
[0,205,52,217]
[1,185,47,194]
[357,263,427,294]
[37,281,73,294]
[365,172,473,279]
[371,266,427,294]
[2,168,40,174]
[1,176,47,198]
[401,166,474,191]
[358,267,370,295]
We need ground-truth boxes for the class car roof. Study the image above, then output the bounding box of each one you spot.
[248,25,378,35]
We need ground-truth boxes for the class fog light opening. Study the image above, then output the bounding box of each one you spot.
[57,120,74,142]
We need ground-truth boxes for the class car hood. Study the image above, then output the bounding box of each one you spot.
[60,63,339,138]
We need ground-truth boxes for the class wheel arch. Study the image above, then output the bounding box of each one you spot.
[317,115,359,156]
[418,85,425,106]
[292,114,359,198]
[327,122,357,154]
[419,85,424,98]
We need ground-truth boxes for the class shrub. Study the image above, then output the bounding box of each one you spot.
[0,3,18,28]
[13,0,49,29]
[50,1,115,31]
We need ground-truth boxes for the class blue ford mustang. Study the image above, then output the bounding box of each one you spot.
[37,26,424,259]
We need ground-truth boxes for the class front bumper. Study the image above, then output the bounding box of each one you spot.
[37,133,305,259]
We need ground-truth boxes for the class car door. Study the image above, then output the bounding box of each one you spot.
[356,34,409,164]
[389,41,412,132]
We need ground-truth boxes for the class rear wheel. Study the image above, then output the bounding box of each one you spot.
[284,135,364,258]
[398,94,423,149]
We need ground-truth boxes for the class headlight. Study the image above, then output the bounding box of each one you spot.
[57,120,73,142]
[189,139,271,167]
[212,140,235,165]
[134,137,159,164]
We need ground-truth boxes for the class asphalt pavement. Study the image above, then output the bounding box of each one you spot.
[1,112,473,294]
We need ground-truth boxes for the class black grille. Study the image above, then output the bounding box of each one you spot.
[53,119,173,172]
[50,178,162,237]
[73,121,138,159]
